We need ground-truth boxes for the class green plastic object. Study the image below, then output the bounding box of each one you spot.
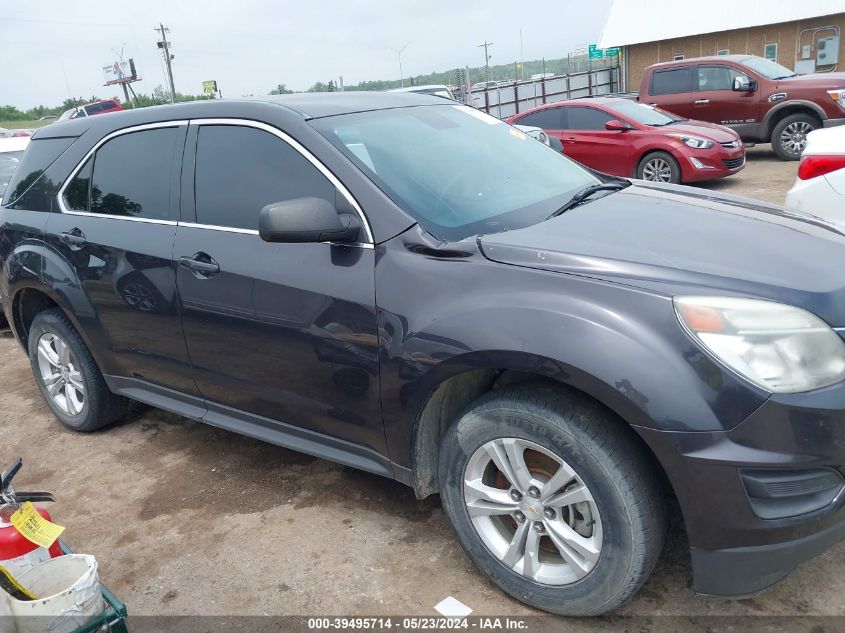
[58,539,129,633]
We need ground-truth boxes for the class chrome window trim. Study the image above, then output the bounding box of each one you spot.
[56,120,188,224]
[189,118,374,244]
[176,221,374,249]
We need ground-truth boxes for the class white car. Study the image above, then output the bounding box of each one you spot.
[388,85,455,100]
[785,126,845,226]
[0,136,30,203]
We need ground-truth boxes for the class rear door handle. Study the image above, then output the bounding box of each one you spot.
[59,229,86,248]
[694,99,710,105]
[179,253,220,278]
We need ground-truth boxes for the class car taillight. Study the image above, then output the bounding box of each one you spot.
[797,154,845,180]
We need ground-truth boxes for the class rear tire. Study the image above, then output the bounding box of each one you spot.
[438,384,666,616]
[636,151,681,184]
[771,113,819,161]
[27,309,127,432]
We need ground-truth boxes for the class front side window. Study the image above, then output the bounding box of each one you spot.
[697,65,743,91]
[193,125,337,231]
[312,105,598,241]
[515,108,566,129]
[565,107,615,131]
[65,127,179,219]
[651,68,692,95]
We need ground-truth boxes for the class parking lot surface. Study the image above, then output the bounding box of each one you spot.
[2,146,843,625]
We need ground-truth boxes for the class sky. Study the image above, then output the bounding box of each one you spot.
[1,0,613,110]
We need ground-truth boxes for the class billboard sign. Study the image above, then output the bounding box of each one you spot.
[103,60,136,85]
[202,80,218,94]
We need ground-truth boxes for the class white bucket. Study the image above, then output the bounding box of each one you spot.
[9,555,104,633]
[0,589,13,633]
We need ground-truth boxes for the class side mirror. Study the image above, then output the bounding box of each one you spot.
[732,75,756,92]
[259,197,361,244]
[605,119,631,131]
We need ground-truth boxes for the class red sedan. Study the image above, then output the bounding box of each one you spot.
[507,97,745,184]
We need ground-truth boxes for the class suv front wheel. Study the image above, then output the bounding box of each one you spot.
[28,308,127,432]
[438,384,666,615]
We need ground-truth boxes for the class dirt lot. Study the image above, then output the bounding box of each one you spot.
[2,147,843,627]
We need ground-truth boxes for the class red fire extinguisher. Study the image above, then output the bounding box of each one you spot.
[0,458,61,576]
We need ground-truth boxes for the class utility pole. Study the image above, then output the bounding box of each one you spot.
[155,23,176,103]
[390,43,410,87]
[477,41,493,83]
[519,29,525,81]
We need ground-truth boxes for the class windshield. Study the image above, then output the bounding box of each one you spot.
[606,101,683,126]
[311,105,598,240]
[740,56,797,80]
[0,152,23,200]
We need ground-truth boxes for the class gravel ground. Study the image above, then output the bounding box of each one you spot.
[2,146,840,629]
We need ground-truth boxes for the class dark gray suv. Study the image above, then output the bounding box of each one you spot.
[2,93,845,615]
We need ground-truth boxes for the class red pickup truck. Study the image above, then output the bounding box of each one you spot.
[637,55,845,160]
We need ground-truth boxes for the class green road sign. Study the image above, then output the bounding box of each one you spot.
[606,47,620,57]
[588,44,603,60]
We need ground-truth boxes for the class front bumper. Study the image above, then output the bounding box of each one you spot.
[678,147,746,182]
[637,380,845,597]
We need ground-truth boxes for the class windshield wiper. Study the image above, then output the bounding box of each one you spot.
[773,74,798,80]
[547,180,631,219]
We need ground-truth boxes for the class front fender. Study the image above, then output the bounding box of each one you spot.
[377,227,768,468]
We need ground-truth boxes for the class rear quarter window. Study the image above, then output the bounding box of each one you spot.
[650,67,692,96]
[2,137,76,207]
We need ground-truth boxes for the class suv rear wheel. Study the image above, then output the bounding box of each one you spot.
[771,113,819,161]
[27,309,127,432]
[438,384,666,615]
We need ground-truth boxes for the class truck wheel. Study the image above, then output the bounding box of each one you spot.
[771,113,818,161]
[27,308,127,432]
[438,384,666,616]
[637,151,680,184]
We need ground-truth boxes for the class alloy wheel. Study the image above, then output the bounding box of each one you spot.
[642,158,673,182]
[780,121,813,155]
[463,438,602,585]
[36,333,85,416]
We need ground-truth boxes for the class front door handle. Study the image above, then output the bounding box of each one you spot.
[179,253,220,278]
[563,137,577,144]
[59,229,86,249]
[694,99,710,105]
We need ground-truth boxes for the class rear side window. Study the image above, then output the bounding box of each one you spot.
[650,68,692,95]
[193,125,337,231]
[65,127,180,220]
[3,137,75,206]
[565,107,615,130]
[515,108,566,129]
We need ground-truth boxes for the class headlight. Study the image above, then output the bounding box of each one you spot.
[667,133,714,149]
[674,296,845,393]
[828,89,845,108]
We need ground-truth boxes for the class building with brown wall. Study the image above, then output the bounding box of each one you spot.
[598,2,844,91]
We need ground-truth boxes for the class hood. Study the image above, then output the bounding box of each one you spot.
[776,72,845,89]
[478,182,845,327]
[654,120,739,142]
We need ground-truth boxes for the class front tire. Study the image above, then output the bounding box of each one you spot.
[438,384,666,616]
[636,151,680,184]
[771,113,818,161]
[28,309,127,432]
